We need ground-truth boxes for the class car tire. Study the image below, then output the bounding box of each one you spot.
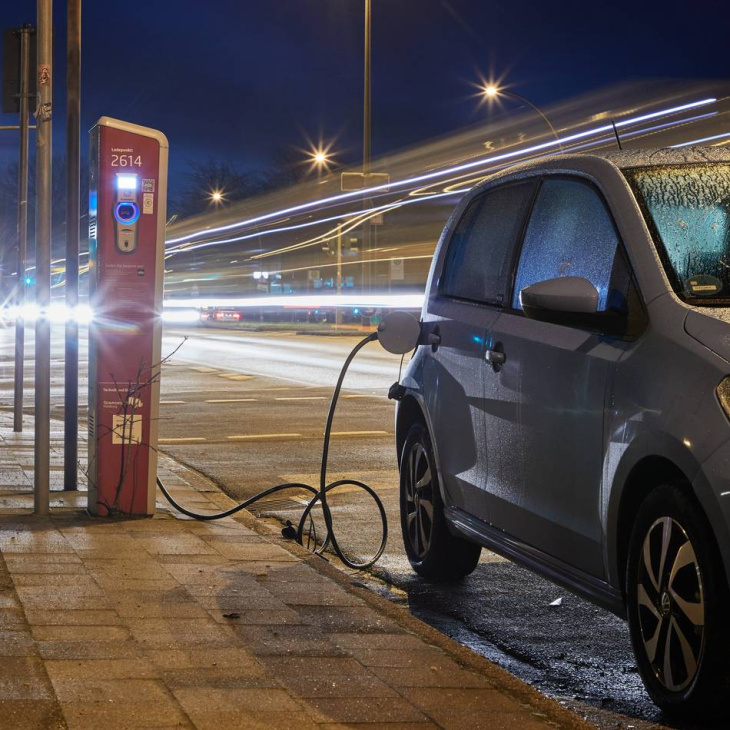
[399,422,481,581]
[626,484,730,719]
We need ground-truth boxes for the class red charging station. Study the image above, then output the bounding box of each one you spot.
[88,117,168,516]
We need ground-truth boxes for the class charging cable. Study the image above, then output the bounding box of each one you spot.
[156,331,390,570]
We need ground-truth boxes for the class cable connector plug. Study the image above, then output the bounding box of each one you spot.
[388,382,407,401]
[281,520,297,540]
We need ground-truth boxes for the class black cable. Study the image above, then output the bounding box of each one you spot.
[155,331,388,570]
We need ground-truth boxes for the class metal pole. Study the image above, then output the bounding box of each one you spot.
[335,223,342,328]
[362,0,372,296]
[13,26,32,433]
[34,0,52,515]
[64,0,81,490]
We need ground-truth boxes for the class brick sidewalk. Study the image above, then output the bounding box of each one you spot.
[0,418,590,729]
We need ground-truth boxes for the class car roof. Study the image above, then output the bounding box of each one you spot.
[469,146,730,196]
[589,145,730,169]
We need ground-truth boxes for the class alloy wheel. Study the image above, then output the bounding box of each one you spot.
[636,516,706,692]
[403,442,435,558]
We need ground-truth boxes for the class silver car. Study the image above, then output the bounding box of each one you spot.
[395,148,730,718]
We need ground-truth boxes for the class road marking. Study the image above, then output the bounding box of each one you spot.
[226,433,301,441]
[205,398,257,403]
[275,396,327,401]
[158,437,207,444]
[190,367,219,373]
[160,400,186,405]
[330,430,390,437]
[218,374,255,381]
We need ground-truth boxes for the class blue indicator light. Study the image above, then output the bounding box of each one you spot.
[114,201,140,225]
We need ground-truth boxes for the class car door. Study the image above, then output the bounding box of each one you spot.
[423,180,537,522]
[483,177,634,578]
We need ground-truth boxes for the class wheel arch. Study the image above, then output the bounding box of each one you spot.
[613,456,691,601]
[395,394,426,465]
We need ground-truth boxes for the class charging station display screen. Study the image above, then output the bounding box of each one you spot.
[116,174,138,190]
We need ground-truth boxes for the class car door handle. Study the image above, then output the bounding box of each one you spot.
[485,348,506,366]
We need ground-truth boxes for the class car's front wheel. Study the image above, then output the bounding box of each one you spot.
[626,484,730,719]
[400,422,481,581]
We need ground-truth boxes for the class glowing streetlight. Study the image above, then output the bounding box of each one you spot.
[305,143,337,179]
[209,189,225,206]
[479,82,563,148]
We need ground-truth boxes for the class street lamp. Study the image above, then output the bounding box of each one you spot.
[481,83,563,149]
[306,145,335,179]
[209,189,225,206]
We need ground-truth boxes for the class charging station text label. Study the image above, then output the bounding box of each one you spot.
[111,154,143,167]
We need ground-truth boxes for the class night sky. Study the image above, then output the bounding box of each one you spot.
[1,0,729,198]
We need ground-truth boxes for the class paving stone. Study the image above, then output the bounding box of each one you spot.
[204,541,299,562]
[50,677,173,703]
[348,648,463,669]
[0,608,26,628]
[423,708,554,730]
[280,673,399,699]
[106,588,197,606]
[126,618,238,647]
[3,560,85,574]
[11,573,100,587]
[369,665,493,689]
[31,625,130,643]
[207,608,303,626]
[0,630,37,657]
[262,581,364,607]
[173,686,303,714]
[132,537,219,556]
[252,562,331,583]
[61,701,191,729]
[115,602,209,619]
[178,710,317,730]
[302,697,429,724]
[45,658,160,682]
[0,699,65,729]
[93,576,184,592]
[193,593,288,610]
[232,624,345,657]
[0,594,21,610]
[297,606,402,633]
[161,670,277,690]
[331,632,430,651]
[38,640,140,660]
[400,686,524,713]
[0,657,54,700]
[145,647,264,671]
[259,656,370,677]
[156,554,228,566]
[24,609,122,626]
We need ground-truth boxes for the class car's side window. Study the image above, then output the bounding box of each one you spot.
[512,178,621,312]
[440,181,537,307]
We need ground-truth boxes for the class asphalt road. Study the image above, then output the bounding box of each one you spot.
[0,324,710,729]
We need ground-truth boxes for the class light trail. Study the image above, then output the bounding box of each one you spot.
[165,98,717,246]
[164,293,425,310]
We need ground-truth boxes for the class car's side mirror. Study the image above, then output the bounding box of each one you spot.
[520,276,599,326]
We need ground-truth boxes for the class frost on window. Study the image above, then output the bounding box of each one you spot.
[629,164,730,301]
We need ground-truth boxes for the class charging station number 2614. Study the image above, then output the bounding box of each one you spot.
[111,154,142,167]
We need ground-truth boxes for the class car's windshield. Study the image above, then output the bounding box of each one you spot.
[625,163,730,305]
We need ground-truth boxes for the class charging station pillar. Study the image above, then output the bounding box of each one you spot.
[88,117,168,516]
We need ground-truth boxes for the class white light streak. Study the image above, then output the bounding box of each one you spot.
[164,293,425,310]
[165,98,716,246]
